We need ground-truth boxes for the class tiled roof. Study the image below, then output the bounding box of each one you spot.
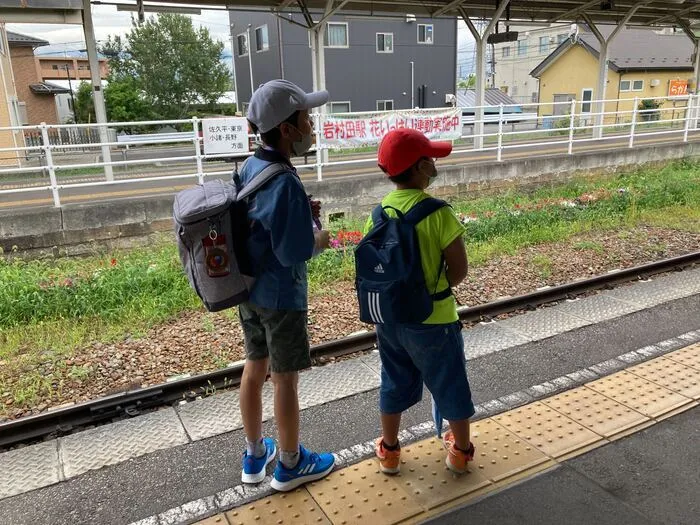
[7,31,49,48]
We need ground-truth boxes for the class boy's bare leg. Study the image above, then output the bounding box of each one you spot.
[447,419,471,450]
[240,358,270,442]
[272,371,300,454]
[380,412,402,446]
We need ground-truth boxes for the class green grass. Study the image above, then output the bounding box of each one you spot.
[0,160,698,388]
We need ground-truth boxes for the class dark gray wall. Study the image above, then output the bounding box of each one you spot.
[230,11,457,113]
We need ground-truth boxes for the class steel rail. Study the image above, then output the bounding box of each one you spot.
[1,251,698,449]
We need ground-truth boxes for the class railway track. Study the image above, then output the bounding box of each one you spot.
[1,251,698,449]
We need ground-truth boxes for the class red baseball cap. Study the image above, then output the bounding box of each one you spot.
[378,128,452,177]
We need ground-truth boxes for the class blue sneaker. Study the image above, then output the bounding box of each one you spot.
[270,445,335,492]
[241,437,277,484]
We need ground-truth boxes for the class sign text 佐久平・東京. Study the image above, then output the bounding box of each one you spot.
[321,108,462,149]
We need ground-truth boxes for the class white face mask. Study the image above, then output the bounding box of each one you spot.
[423,160,438,187]
[290,125,313,156]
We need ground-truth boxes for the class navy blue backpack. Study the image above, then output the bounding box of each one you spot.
[355,198,452,325]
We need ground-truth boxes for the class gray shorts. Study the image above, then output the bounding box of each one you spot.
[239,302,311,373]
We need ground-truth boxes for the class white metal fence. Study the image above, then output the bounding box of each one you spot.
[0,94,698,208]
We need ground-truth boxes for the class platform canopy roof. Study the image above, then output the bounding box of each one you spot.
[2,1,700,29]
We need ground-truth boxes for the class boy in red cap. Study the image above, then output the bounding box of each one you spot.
[364,128,475,475]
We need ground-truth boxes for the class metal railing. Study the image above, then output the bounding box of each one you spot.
[0,94,698,208]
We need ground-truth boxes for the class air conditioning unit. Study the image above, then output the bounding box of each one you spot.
[650,79,661,87]
[406,14,416,23]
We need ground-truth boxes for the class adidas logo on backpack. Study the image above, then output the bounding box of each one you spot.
[354,198,453,325]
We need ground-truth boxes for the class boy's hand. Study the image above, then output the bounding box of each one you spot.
[314,230,331,251]
[310,199,322,219]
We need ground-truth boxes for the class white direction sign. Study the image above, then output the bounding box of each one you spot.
[202,117,250,156]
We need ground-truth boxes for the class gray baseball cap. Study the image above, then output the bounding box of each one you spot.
[247,79,329,133]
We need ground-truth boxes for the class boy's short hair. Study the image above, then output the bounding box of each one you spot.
[388,158,425,184]
[248,110,301,149]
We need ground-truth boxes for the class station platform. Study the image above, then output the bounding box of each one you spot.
[0,267,698,525]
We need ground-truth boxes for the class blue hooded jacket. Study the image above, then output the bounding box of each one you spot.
[238,148,315,311]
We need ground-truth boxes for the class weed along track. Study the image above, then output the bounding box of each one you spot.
[0,161,699,428]
[0,252,698,449]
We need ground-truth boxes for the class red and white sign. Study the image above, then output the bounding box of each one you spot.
[321,108,462,149]
[669,79,688,97]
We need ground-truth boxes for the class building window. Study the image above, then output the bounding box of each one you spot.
[330,101,351,113]
[539,36,549,54]
[557,33,568,44]
[418,24,433,44]
[376,33,393,53]
[620,80,631,92]
[18,101,28,125]
[632,80,644,91]
[517,39,528,56]
[377,100,393,111]
[531,91,538,103]
[512,85,518,96]
[325,22,349,48]
[237,34,248,56]
[502,46,510,58]
[581,88,593,113]
[255,25,269,52]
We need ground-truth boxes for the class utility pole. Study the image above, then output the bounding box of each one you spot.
[229,23,240,113]
[62,64,77,122]
[246,24,254,101]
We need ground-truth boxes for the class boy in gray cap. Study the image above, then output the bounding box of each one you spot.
[238,79,335,491]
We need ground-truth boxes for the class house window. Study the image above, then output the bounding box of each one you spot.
[502,46,510,58]
[418,24,434,44]
[620,80,631,92]
[325,22,349,48]
[581,88,593,113]
[376,33,393,53]
[517,39,528,56]
[255,25,269,52]
[539,36,549,54]
[377,100,393,111]
[237,34,248,56]
[557,33,568,43]
[531,91,538,103]
[330,101,351,113]
[632,80,644,91]
[512,85,518,96]
[52,64,59,70]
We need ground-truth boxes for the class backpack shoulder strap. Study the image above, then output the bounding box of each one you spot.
[404,197,450,225]
[371,204,386,227]
[236,161,290,201]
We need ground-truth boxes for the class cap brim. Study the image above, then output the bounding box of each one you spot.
[302,90,330,109]
[426,141,452,158]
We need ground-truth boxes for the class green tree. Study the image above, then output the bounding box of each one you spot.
[104,77,153,126]
[73,81,95,123]
[457,74,477,90]
[103,14,229,120]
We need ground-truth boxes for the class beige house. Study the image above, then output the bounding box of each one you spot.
[8,30,109,125]
[0,23,24,167]
[531,27,695,122]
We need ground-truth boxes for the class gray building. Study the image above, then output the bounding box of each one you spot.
[230,11,457,113]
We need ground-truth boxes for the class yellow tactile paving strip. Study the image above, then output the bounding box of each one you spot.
[196,343,700,525]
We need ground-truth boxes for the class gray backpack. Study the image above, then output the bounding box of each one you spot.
[173,160,288,312]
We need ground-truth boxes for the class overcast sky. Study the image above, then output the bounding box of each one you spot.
[7,4,473,59]
[6,4,235,57]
